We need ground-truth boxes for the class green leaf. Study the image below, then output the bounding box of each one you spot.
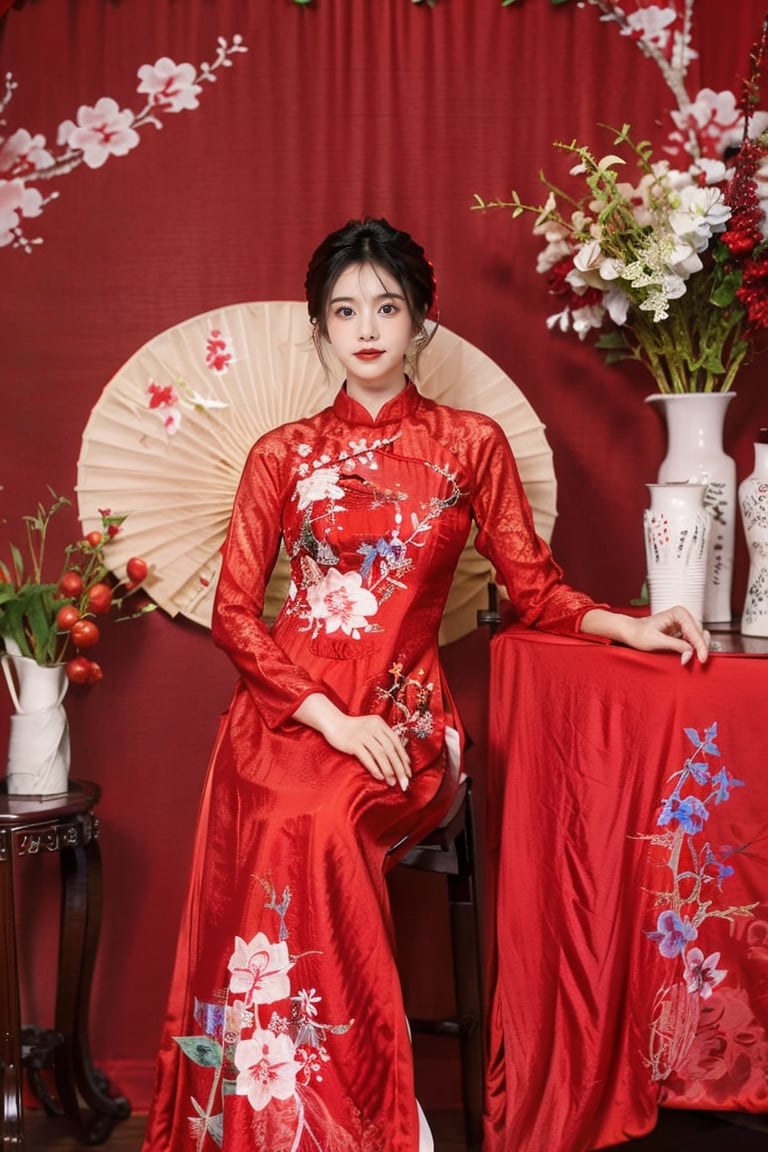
[596,330,631,351]
[710,269,742,307]
[173,1036,223,1068]
[0,583,61,663]
[9,543,25,584]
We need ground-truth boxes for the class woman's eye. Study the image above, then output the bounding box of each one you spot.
[380,302,398,315]
[335,306,354,318]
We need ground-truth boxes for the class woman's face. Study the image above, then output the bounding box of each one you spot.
[325,261,417,408]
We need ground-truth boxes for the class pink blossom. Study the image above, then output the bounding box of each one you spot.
[147,381,179,409]
[157,409,181,435]
[136,58,202,113]
[61,98,140,170]
[0,129,53,177]
[234,1030,301,1112]
[306,569,378,637]
[668,89,768,161]
[228,932,293,1007]
[205,328,234,374]
[147,381,181,435]
[0,178,43,246]
[620,5,677,52]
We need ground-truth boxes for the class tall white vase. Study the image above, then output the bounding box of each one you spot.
[644,483,711,621]
[646,393,737,624]
[1,638,70,798]
[739,435,768,637]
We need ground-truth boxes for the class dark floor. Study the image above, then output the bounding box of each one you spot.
[20,1106,768,1151]
[605,1107,768,1151]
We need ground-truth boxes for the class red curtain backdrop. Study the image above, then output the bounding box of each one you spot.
[2,0,767,1115]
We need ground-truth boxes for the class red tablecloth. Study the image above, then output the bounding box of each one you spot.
[483,626,768,1152]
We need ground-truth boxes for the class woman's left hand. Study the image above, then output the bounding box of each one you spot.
[581,606,710,665]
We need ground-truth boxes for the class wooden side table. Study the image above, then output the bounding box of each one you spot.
[0,779,130,1146]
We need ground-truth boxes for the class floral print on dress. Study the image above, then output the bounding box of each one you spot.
[640,723,761,1084]
[379,661,436,744]
[174,881,354,1148]
[305,569,378,638]
[284,435,464,643]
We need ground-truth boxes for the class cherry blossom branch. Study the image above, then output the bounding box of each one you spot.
[584,0,695,113]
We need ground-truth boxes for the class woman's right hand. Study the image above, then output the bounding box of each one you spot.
[293,693,412,791]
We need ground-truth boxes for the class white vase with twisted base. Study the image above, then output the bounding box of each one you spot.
[1,637,70,798]
[646,392,736,624]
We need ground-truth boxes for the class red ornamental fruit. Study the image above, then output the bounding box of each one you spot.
[126,556,148,583]
[87,582,113,614]
[70,618,100,649]
[59,570,83,598]
[87,661,103,683]
[65,656,92,685]
[85,530,103,548]
[56,604,81,631]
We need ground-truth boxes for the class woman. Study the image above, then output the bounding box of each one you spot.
[141,218,708,1152]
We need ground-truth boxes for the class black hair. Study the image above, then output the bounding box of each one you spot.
[305,217,437,372]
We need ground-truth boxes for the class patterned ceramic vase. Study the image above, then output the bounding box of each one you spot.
[644,482,711,621]
[739,430,768,638]
[646,392,736,623]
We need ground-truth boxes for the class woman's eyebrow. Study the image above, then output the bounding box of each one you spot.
[329,291,406,304]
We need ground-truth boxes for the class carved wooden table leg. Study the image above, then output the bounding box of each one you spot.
[0,824,23,1148]
[0,781,130,1147]
[54,811,130,1144]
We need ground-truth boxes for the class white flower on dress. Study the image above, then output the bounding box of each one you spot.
[683,947,727,999]
[234,1030,302,1111]
[306,569,378,637]
[292,987,321,1018]
[59,98,140,169]
[136,57,203,113]
[227,932,294,1007]
[295,467,344,511]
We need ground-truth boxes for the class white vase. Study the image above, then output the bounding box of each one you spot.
[644,483,711,621]
[646,392,737,624]
[739,435,768,637]
[1,638,70,798]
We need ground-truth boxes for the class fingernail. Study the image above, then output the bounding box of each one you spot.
[400,778,409,792]
[680,649,693,666]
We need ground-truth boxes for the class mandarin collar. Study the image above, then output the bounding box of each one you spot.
[332,378,421,427]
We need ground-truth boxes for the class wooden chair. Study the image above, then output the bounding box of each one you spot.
[389,585,502,1148]
[393,776,484,1149]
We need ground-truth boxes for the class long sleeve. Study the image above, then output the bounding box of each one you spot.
[469,416,608,635]
[211,435,327,729]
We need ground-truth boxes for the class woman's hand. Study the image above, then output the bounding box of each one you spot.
[581,606,710,665]
[292,693,412,790]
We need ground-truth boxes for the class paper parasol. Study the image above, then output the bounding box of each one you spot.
[76,301,556,646]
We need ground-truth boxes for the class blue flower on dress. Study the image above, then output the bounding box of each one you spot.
[647,909,698,959]
[657,793,710,834]
[711,765,745,805]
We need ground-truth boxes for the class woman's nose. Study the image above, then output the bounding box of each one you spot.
[358,311,379,341]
